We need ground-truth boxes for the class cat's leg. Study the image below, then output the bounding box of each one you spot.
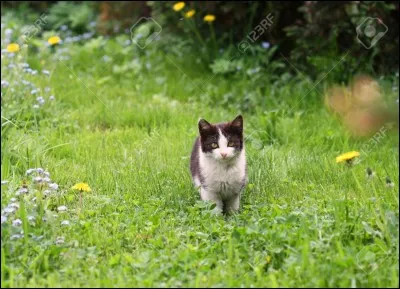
[200,187,223,215]
[224,193,240,214]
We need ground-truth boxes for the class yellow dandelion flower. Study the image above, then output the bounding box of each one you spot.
[336,151,360,163]
[71,182,91,192]
[6,43,20,53]
[185,9,195,18]
[48,36,61,45]
[173,2,185,12]
[204,14,216,23]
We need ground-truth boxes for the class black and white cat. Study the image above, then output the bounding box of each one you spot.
[190,115,247,214]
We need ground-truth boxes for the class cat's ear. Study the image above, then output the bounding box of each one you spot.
[198,118,212,133]
[231,115,243,131]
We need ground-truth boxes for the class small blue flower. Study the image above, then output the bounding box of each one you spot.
[102,55,111,63]
[31,89,38,95]
[1,80,9,88]
[33,176,43,183]
[60,25,68,31]
[12,219,22,226]
[261,41,270,49]
[5,28,13,36]
[49,183,58,190]
[83,32,94,39]
[36,96,45,105]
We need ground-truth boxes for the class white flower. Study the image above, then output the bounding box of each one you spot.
[10,198,16,202]
[43,177,51,183]
[12,219,22,226]
[33,104,40,109]
[36,168,44,174]
[45,87,51,92]
[42,70,50,76]
[43,190,51,196]
[1,180,8,185]
[55,236,65,244]
[26,168,35,175]
[28,216,35,222]
[57,205,67,212]
[61,220,70,226]
[30,89,38,95]
[1,215,7,224]
[44,171,50,177]
[49,95,55,101]
[49,183,58,190]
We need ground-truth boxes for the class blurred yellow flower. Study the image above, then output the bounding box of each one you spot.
[266,255,271,264]
[72,182,91,192]
[185,9,195,18]
[204,14,216,23]
[336,151,360,163]
[6,43,19,53]
[48,36,61,45]
[173,2,185,12]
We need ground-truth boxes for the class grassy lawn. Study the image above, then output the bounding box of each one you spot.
[1,13,399,288]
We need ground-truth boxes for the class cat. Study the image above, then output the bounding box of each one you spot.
[190,115,247,215]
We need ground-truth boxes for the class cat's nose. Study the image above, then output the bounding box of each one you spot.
[220,152,227,158]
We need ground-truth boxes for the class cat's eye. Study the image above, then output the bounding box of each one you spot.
[211,143,218,149]
[228,141,234,147]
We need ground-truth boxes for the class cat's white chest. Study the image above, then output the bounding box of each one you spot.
[199,149,246,198]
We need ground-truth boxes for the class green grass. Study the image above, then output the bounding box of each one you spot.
[1,15,399,288]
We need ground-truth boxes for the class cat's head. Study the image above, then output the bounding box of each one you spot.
[198,115,244,161]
